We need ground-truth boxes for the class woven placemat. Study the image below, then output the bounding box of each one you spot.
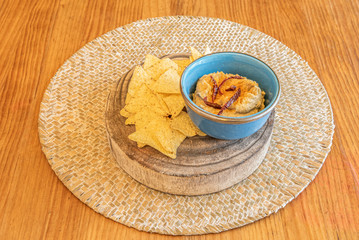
[38,16,334,235]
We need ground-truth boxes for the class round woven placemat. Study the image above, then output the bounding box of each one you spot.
[38,16,334,235]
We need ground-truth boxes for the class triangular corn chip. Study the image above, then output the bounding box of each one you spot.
[152,68,181,94]
[128,116,185,159]
[143,54,160,70]
[204,46,211,55]
[161,94,185,117]
[125,66,151,104]
[122,49,207,159]
[189,47,203,62]
[146,58,178,81]
[123,85,169,116]
[173,59,191,75]
[171,111,200,137]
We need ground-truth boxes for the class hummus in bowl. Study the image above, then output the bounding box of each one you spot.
[180,52,280,139]
[193,72,265,117]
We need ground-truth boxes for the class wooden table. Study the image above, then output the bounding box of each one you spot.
[1,0,358,239]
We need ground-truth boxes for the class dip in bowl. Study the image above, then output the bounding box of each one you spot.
[180,52,280,140]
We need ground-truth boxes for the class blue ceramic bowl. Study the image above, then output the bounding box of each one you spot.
[180,52,280,140]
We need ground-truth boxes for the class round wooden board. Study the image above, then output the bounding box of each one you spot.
[105,54,275,196]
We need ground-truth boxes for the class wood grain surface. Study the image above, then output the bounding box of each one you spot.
[0,0,358,239]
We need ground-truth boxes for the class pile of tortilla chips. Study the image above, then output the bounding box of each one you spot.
[120,47,210,158]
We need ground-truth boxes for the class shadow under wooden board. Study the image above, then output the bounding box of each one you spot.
[105,54,275,196]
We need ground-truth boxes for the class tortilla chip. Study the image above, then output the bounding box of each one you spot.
[122,48,208,159]
[143,54,160,70]
[163,129,186,156]
[128,116,185,159]
[160,94,185,117]
[131,112,168,148]
[128,126,175,158]
[120,108,130,118]
[204,46,211,55]
[196,128,207,136]
[123,84,169,116]
[189,47,203,62]
[125,66,151,104]
[173,59,191,75]
[146,58,178,80]
[133,108,162,130]
[137,142,146,148]
[125,114,136,125]
[170,111,199,137]
[150,117,186,154]
[152,68,181,94]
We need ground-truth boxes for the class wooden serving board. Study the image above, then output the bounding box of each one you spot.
[105,55,275,196]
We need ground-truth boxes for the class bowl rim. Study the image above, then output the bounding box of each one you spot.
[180,52,281,124]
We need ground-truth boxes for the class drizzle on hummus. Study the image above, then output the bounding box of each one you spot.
[193,72,265,117]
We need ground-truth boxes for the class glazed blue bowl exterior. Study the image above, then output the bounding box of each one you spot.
[180,52,280,140]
